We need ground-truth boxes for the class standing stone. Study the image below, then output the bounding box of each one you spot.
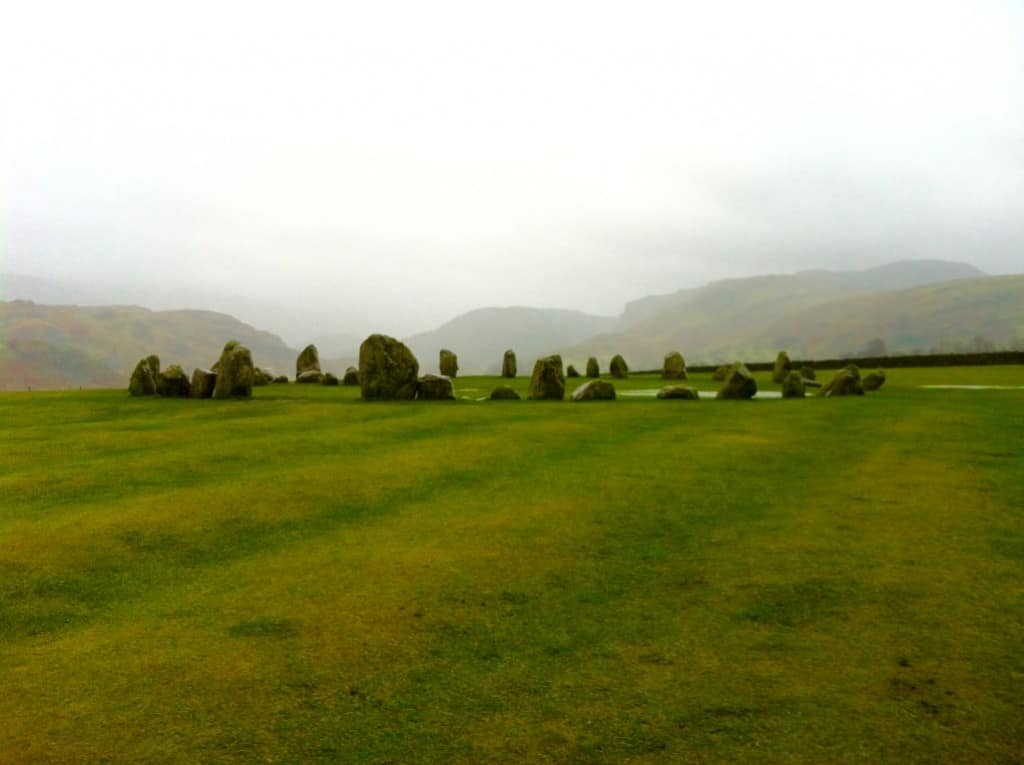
[657,385,700,400]
[439,349,459,378]
[212,341,255,399]
[359,334,420,400]
[489,385,521,400]
[502,350,517,378]
[527,355,565,400]
[129,357,157,396]
[716,362,758,400]
[191,368,217,398]
[662,352,687,380]
[571,380,616,401]
[342,367,360,386]
[566,364,581,378]
[296,344,321,379]
[586,357,600,378]
[609,354,629,379]
[817,364,865,397]
[417,374,455,400]
[145,354,161,379]
[862,370,887,391]
[711,365,731,381]
[156,364,191,397]
[772,351,792,384]
[781,370,806,398]
[321,372,339,386]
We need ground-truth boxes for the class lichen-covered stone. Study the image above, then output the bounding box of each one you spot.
[296,344,320,378]
[817,364,865,397]
[129,358,157,396]
[321,372,339,386]
[502,350,517,378]
[212,341,255,399]
[145,354,160,378]
[417,374,455,400]
[296,370,324,384]
[272,375,289,384]
[662,352,687,380]
[586,357,600,378]
[571,380,616,401]
[716,362,758,400]
[800,366,816,381]
[342,367,360,386]
[489,385,521,400]
[439,349,459,378]
[191,368,217,398]
[527,355,565,400]
[609,354,629,379]
[772,351,791,384]
[253,367,273,386]
[656,385,700,400]
[781,370,806,398]
[156,364,191,397]
[566,364,580,377]
[359,334,419,400]
[711,365,731,381]
[862,370,887,391]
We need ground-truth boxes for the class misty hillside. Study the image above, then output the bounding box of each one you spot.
[405,307,619,374]
[0,301,300,391]
[560,271,1023,369]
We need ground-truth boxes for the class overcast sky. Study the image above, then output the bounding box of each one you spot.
[2,0,1022,340]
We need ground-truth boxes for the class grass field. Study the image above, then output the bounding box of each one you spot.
[1,367,1022,763]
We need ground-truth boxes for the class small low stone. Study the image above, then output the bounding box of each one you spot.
[191,368,217,398]
[862,370,887,391]
[321,372,339,386]
[566,364,580,377]
[272,375,289,384]
[296,370,324,384]
[781,370,806,398]
[711,365,731,381]
[817,364,865,397]
[253,367,273,386]
[342,367,360,386]
[156,364,191,398]
[800,366,817,381]
[571,380,616,401]
[417,374,455,400]
[489,385,521,400]
[716,362,758,400]
[657,385,699,400]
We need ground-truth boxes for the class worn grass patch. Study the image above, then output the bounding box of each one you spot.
[0,368,1022,763]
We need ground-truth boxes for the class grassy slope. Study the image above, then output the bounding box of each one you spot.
[1,368,1022,763]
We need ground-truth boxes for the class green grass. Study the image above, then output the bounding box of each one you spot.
[1,367,1023,763]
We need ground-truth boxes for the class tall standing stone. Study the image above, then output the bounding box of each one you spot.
[586,357,600,378]
[296,344,321,379]
[527,355,565,400]
[439,349,459,378]
[609,354,629,379]
[190,368,217,398]
[781,370,806,398]
[772,351,792,384]
[566,364,580,377]
[715,362,758,400]
[342,367,360,386]
[662,352,687,380]
[358,334,420,400]
[212,341,255,399]
[129,358,157,396]
[502,350,517,378]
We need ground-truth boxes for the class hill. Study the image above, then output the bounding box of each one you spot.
[0,301,299,391]
[404,306,619,374]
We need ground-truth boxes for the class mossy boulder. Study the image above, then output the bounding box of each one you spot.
[800,366,816,381]
[342,367,360,386]
[253,367,273,386]
[296,370,324,384]
[191,368,217,398]
[863,370,887,391]
[527,355,565,400]
[586,357,600,378]
[296,344,321,378]
[129,358,157,396]
[772,351,792,384]
[817,364,865,397]
[417,374,455,400]
[657,385,699,400]
[272,375,289,384]
[489,385,521,400]
[321,372,339,386]
[359,334,419,400]
[609,354,629,379]
[711,365,731,381]
[212,341,255,399]
[566,364,580,378]
[156,364,191,397]
[662,352,687,380]
[716,362,758,400]
[502,350,517,378]
[781,370,806,398]
[571,380,616,401]
[439,349,459,378]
